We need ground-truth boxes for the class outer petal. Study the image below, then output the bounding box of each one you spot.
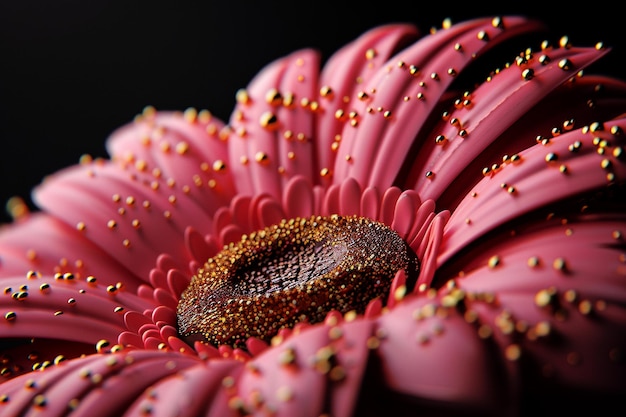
[0,272,154,379]
[408,46,621,204]
[422,75,626,210]
[0,213,141,290]
[0,350,240,417]
[435,215,626,410]
[236,315,374,417]
[228,49,319,198]
[33,160,205,280]
[332,16,544,190]
[105,108,236,216]
[372,294,518,416]
[316,24,420,178]
[440,117,626,263]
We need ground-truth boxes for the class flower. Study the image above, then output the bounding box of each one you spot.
[0,14,625,416]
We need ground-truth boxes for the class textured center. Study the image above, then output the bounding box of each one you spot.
[177,215,420,348]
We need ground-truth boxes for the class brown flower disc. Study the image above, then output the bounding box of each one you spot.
[177,215,420,348]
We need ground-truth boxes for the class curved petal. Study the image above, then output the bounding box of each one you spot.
[440,117,626,264]
[0,273,153,378]
[33,160,207,279]
[106,108,236,216]
[236,315,374,417]
[0,350,226,417]
[316,24,420,178]
[228,49,320,199]
[438,215,626,398]
[408,46,619,203]
[0,213,142,290]
[332,16,545,189]
[422,75,626,210]
[373,294,519,415]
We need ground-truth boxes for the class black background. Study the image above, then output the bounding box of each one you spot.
[1,0,623,225]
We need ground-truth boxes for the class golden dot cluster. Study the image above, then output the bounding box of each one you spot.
[177,215,420,348]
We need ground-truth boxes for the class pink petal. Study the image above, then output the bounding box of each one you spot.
[124,358,243,417]
[0,350,206,417]
[409,46,616,203]
[228,49,319,198]
[338,177,362,216]
[316,24,420,177]
[430,75,626,210]
[33,161,204,279]
[333,16,544,189]
[0,213,142,290]
[282,175,315,218]
[237,316,375,417]
[440,117,626,264]
[106,109,236,216]
[374,294,518,414]
[440,216,626,395]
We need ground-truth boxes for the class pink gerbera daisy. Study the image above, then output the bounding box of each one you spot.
[0,16,625,416]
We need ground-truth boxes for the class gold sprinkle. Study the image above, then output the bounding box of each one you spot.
[255,152,269,164]
[235,89,250,105]
[96,340,110,353]
[505,344,521,361]
[265,88,282,106]
[477,30,489,41]
[553,258,567,272]
[259,111,279,130]
[522,68,534,80]
[320,85,333,99]
[535,289,554,307]
[477,324,492,339]
[558,58,572,70]
[26,270,41,279]
[33,394,47,407]
[578,300,593,315]
[276,386,293,402]
[175,142,189,155]
[527,256,540,268]
[366,336,380,349]
[278,348,296,366]
[6,196,29,221]
[545,153,558,163]
[488,255,501,269]
[329,366,346,381]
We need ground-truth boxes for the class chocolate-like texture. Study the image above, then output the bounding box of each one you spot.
[0,15,624,417]
[177,215,419,348]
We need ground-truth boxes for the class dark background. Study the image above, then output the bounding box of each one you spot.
[1,0,623,224]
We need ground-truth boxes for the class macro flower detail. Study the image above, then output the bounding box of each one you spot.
[177,214,420,348]
[0,15,625,416]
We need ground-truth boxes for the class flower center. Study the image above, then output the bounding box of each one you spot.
[176,215,419,348]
